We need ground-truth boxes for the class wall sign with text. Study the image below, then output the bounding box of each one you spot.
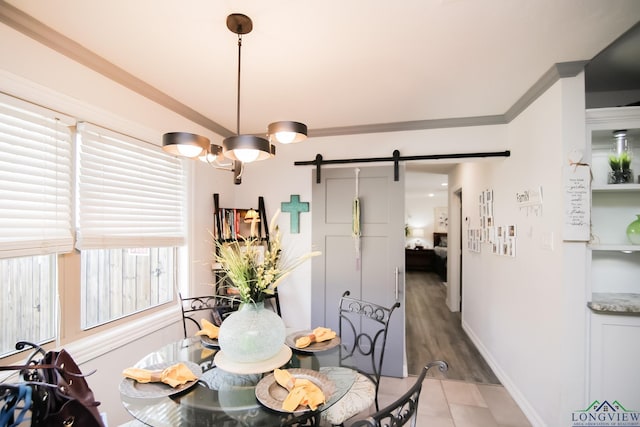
[563,164,591,241]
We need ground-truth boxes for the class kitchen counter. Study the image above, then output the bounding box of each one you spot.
[587,293,640,315]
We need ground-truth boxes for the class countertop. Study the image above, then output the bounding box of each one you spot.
[587,293,640,314]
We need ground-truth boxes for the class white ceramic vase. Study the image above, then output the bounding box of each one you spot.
[217,301,285,363]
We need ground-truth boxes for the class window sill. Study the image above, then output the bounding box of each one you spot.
[64,306,181,365]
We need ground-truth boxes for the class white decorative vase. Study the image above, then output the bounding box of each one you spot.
[218,301,285,363]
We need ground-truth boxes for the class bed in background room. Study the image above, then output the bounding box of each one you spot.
[433,232,447,282]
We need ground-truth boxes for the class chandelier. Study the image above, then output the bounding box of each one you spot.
[162,13,308,183]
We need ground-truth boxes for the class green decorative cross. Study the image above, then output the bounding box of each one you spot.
[281,194,309,234]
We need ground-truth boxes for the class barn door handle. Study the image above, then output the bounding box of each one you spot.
[394,267,399,301]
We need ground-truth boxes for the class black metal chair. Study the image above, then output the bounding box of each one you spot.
[351,361,449,427]
[263,290,282,316]
[179,293,237,338]
[321,291,401,426]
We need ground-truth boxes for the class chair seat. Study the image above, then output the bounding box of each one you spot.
[321,372,376,425]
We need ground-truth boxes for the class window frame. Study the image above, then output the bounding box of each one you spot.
[0,90,190,364]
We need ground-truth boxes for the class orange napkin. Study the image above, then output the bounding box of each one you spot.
[122,362,198,388]
[200,348,216,359]
[195,318,219,339]
[274,368,325,411]
[295,327,336,349]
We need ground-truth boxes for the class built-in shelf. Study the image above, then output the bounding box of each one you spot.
[592,183,640,192]
[588,244,640,252]
[585,107,640,404]
[587,293,640,315]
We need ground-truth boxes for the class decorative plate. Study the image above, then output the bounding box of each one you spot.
[255,368,335,414]
[285,330,340,353]
[119,361,202,399]
[214,345,292,375]
[200,335,220,349]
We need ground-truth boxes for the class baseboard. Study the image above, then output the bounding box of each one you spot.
[461,319,546,427]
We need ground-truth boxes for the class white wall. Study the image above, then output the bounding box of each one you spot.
[450,74,587,426]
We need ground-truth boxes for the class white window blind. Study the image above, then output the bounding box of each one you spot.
[0,93,74,259]
[76,122,185,249]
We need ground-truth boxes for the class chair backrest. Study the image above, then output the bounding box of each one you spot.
[351,361,449,427]
[264,290,282,316]
[338,290,400,404]
[179,293,235,338]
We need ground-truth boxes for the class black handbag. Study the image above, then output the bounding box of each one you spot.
[0,342,104,427]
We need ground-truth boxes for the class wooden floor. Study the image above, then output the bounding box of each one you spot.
[406,271,500,384]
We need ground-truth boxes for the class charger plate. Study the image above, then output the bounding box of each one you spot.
[285,330,340,353]
[200,335,220,349]
[119,361,202,399]
[255,368,335,414]
[214,345,292,375]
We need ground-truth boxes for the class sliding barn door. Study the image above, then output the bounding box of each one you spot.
[311,166,406,377]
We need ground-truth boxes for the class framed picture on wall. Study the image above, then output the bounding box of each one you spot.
[434,207,448,232]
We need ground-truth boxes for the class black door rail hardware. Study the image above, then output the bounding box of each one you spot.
[294,150,511,183]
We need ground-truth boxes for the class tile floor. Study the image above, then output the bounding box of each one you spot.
[342,375,532,427]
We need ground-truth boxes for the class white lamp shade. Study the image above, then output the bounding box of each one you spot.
[222,135,275,163]
[268,121,307,144]
[162,132,209,158]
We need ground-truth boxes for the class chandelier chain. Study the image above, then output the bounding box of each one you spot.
[236,34,243,136]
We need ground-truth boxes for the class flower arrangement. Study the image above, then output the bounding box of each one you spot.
[215,210,321,304]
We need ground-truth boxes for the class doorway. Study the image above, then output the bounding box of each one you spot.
[404,169,499,383]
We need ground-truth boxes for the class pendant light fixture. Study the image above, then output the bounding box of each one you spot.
[161,13,308,183]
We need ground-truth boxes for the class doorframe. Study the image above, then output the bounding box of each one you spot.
[447,187,463,312]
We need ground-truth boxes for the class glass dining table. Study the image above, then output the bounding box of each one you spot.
[119,336,356,426]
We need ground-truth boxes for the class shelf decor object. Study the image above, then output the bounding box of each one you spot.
[626,215,640,244]
[281,194,309,234]
[608,130,634,184]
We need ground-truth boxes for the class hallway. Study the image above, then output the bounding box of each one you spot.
[406,271,500,384]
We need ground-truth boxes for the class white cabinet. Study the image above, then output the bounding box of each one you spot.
[589,314,640,408]
[586,107,640,407]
